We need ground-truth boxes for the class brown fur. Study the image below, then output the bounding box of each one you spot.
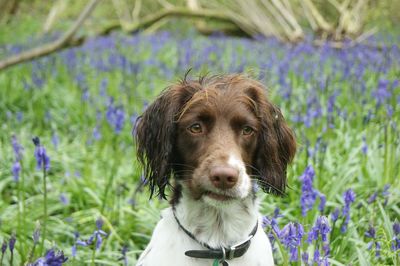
[135,74,296,200]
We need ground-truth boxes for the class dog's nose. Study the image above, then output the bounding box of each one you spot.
[209,166,239,189]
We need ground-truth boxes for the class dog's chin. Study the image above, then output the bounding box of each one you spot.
[200,190,249,207]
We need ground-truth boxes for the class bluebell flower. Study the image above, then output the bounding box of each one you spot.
[11,135,23,161]
[302,252,309,265]
[106,98,126,134]
[380,184,390,206]
[12,161,21,182]
[32,137,50,171]
[393,222,400,235]
[391,222,400,251]
[367,192,378,204]
[59,193,69,205]
[341,189,356,233]
[313,249,320,265]
[9,234,16,253]
[279,222,304,262]
[76,218,107,251]
[372,79,391,106]
[361,135,368,155]
[318,193,326,212]
[51,132,59,150]
[119,245,128,266]
[71,232,79,258]
[0,240,7,265]
[299,165,325,216]
[331,208,339,223]
[30,249,68,266]
[1,240,7,255]
[299,166,317,216]
[308,216,331,243]
[365,226,376,238]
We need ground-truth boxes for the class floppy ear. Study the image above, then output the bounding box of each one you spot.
[135,88,181,199]
[135,83,197,199]
[251,89,296,196]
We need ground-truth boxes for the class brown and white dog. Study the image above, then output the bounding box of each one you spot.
[135,74,296,266]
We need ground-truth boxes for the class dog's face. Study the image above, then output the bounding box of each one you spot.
[135,74,296,204]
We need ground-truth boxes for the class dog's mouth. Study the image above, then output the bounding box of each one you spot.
[203,191,236,201]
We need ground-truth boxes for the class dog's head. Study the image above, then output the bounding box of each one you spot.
[135,74,296,204]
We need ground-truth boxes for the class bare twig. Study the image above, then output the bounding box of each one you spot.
[0,0,100,71]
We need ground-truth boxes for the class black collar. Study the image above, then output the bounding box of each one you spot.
[172,209,258,265]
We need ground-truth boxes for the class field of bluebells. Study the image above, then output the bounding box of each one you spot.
[0,30,399,265]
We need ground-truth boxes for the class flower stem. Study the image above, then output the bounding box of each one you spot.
[40,163,48,255]
[17,161,27,262]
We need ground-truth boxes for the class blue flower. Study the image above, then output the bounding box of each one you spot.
[367,192,378,204]
[393,222,400,235]
[12,161,21,182]
[30,249,68,266]
[341,189,356,233]
[76,218,107,251]
[32,137,50,171]
[119,245,128,266]
[1,240,7,254]
[11,135,23,161]
[331,208,339,223]
[106,98,126,134]
[279,222,304,261]
[308,216,331,243]
[9,234,16,253]
[59,193,69,205]
[299,165,326,216]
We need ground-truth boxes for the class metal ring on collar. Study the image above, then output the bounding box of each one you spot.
[221,247,226,261]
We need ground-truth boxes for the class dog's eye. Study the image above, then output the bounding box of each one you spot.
[188,123,203,134]
[242,126,254,135]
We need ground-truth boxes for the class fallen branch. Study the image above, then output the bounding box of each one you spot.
[0,0,99,71]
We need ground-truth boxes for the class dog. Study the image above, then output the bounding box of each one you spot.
[135,73,296,266]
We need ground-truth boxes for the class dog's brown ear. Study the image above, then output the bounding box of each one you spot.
[135,83,197,199]
[135,88,179,199]
[246,86,296,196]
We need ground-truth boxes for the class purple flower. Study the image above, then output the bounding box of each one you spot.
[9,234,16,252]
[71,232,79,258]
[331,208,339,223]
[361,135,368,155]
[365,226,376,239]
[308,216,331,243]
[119,245,128,266]
[299,165,326,216]
[299,166,317,216]
[76,218,107,251]
[313,249,320,264]
[318,193,326,212]
[11,135,23,161]
[32,137,50,171]
[59,193,69,205]
[367,192,378,204]
[279,222,304,261]
[31,249,68,266]
[372,79,391,106]
[393,222,400,235]
[51,132,59,150]
[12,161,21,182]
[106,98,126,134]
[341,189,356,232]
[1,240,7,254]
[302,252,309,265]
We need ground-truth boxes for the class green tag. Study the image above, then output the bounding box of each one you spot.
[213,259,219,266]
